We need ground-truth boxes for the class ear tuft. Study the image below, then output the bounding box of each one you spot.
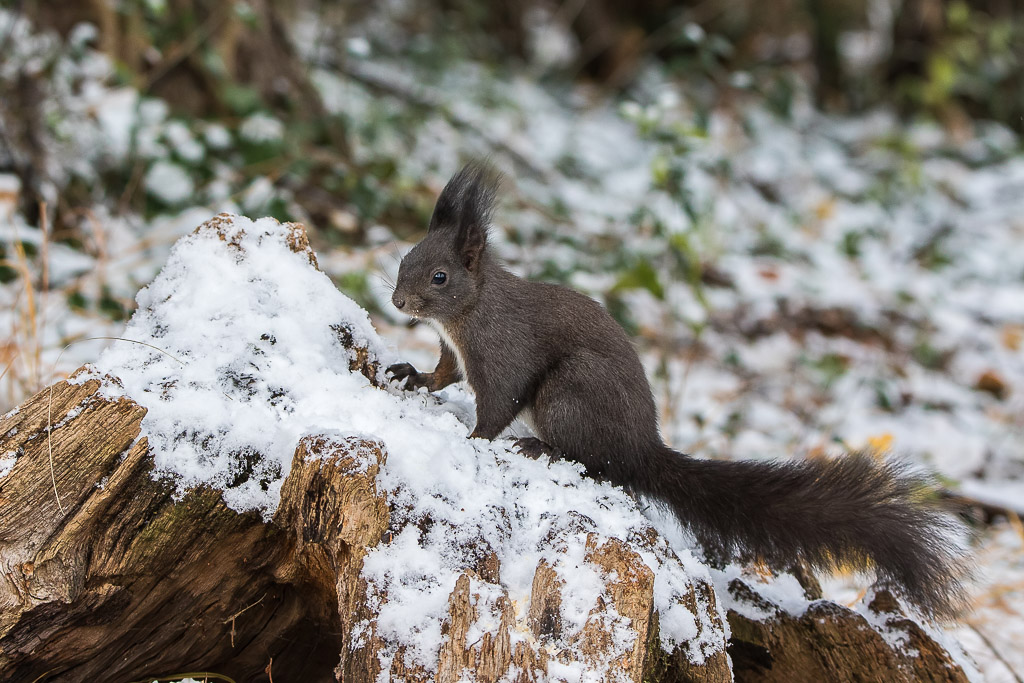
[428,160,502,233]
[428,161,502,272]
[427,162,502,272]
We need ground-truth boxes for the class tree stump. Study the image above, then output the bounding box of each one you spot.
[0,213,974,681]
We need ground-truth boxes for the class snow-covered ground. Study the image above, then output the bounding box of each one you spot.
[1,8,1022,680]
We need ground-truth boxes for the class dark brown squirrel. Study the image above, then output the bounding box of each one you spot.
[386,161,968,619]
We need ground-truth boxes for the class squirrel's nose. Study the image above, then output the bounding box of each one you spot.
[392,294,406,310]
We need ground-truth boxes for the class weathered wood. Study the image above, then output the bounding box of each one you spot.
[275,435,390,681]
[726,579,969,683]
[0,377,389,682]
[342,499,734,682]
[576,535,656,677]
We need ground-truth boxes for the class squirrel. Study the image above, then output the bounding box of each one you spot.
[386,161,968,619]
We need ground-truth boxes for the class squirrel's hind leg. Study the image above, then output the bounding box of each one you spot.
[530,352,662,480]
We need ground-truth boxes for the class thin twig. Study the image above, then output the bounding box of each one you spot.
[0,350,17,385]
[46,382,64,514]
[11,233,38,389]
[222,593,266,624]
[44,337,187,514]
[28,668,58,683]
[126,672,236,683]
[38,201,49,380]
[1008,510,1024,545]
[223,593,266,648]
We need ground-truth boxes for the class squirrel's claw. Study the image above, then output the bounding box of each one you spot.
[387,362,428,390]
[513,437,558,461]
[386,362,416,384]
[386,362,417,379]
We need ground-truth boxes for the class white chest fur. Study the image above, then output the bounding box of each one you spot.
[429,320,470,390]
[518,406,543,440]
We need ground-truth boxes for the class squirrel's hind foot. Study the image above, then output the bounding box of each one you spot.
[513,437,560,461]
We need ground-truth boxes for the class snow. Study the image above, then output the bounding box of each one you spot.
[241,177,276,212]
[0,453,16,479]
[239,113,285,144]
[959,480,1024,513]
[145,161,195,206]
[0,174,20,194]
[83,215,380,513]
[346,37,371,57]
[203,123,232,149]
[164,120,205,163]
[959,525,1024,682]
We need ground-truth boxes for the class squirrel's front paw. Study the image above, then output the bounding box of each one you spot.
[387,362,426,390]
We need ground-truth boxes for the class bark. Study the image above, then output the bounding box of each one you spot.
[726,579,969,682]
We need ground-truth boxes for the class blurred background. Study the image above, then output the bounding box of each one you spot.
[1,1,1023,678]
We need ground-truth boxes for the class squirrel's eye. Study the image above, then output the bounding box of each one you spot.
[432,271,447,285]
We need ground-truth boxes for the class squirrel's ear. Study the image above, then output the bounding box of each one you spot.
[428,162,501,271]
[461,221,486,272]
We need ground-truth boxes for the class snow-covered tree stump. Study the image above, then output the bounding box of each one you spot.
[0,215,973,681]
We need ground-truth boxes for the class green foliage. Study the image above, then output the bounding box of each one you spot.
[760,72,801,121]
[222,84,263,117]
[840,230,862,259]
[810,352,849,389]
[604,294,640,337]
[612,260,665,301]
[336,270,377,315]
[0,245,17,284]
[66,290,88,311]
[911,339,949,371]
[874,380,897,413]
[98,287,131,321]
[895,2,1024,131]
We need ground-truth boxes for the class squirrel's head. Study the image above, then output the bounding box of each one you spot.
[392,162,501,323]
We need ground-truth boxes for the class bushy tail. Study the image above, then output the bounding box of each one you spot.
[634,448,969,619]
